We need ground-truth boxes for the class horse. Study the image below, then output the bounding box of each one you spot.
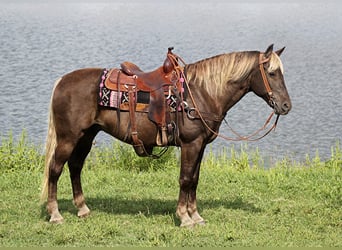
[41,44,292,227]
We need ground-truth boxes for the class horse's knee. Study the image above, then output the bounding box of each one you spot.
[179,176,193,190]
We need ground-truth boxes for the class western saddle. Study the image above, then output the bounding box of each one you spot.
[104,48,183,156]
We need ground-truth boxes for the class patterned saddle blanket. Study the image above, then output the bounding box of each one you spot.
[98,69,179,112]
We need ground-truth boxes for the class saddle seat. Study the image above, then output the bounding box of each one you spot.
[120,61,143,76]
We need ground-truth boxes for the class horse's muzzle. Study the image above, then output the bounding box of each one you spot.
[272,99,292,115]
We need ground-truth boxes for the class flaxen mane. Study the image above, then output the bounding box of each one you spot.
[185,51,283,97]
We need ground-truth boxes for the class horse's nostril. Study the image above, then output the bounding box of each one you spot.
[282,102,291,112]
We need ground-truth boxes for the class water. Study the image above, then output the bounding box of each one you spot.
[0,0,341,163]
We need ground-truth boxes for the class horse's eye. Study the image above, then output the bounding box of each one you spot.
[269,71,276,77]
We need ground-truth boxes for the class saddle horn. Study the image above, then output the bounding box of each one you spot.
[163,47,178,73]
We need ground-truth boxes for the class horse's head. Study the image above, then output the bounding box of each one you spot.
[250,44,292,115]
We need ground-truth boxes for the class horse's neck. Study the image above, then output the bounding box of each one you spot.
[184,52,256,116]
[219,80,250,114]
[186,74,250,118]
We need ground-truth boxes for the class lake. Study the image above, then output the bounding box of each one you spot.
[0,0,341,164]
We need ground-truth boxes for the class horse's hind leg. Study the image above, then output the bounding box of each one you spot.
[47,141,75,223]
[68,129,98,218]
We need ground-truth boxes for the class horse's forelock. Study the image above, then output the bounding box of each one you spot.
[268,52,284,74]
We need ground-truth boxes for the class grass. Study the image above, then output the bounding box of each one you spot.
[0,131,341,247]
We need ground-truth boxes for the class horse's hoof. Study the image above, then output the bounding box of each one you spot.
[191,213,205,226]
[180,219,195,228]
[77,205,90,218]
[78,211,90,218]
[49,215,64,224]
[180,222,195,228]
[196,220,206,226]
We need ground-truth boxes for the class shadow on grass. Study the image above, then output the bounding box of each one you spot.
[40,195,261,224]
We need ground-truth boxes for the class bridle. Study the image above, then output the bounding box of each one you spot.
[259,53,277,110]
[174,51,280,142]
[259,53,273,98]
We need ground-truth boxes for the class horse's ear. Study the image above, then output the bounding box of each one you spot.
[265,44,274,58]
[275,47,285,56]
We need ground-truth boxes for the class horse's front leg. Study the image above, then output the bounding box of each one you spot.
[176,141,206,227]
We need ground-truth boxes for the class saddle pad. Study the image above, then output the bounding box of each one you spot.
[98,69,178,111]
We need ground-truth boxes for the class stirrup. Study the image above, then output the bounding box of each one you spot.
[156,127,168,146]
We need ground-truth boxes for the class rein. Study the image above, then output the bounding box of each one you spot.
[172,52,280,142]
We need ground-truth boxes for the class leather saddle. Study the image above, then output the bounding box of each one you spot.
[104,48,181,153]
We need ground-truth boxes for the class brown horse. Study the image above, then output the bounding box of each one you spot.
[41,44,291,227]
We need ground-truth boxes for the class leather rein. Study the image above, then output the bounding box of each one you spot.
[170,52,280,142]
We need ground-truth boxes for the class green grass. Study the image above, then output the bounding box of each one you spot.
[0,132,341,247]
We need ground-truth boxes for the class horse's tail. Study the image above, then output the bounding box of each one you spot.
[40,78,61,203]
